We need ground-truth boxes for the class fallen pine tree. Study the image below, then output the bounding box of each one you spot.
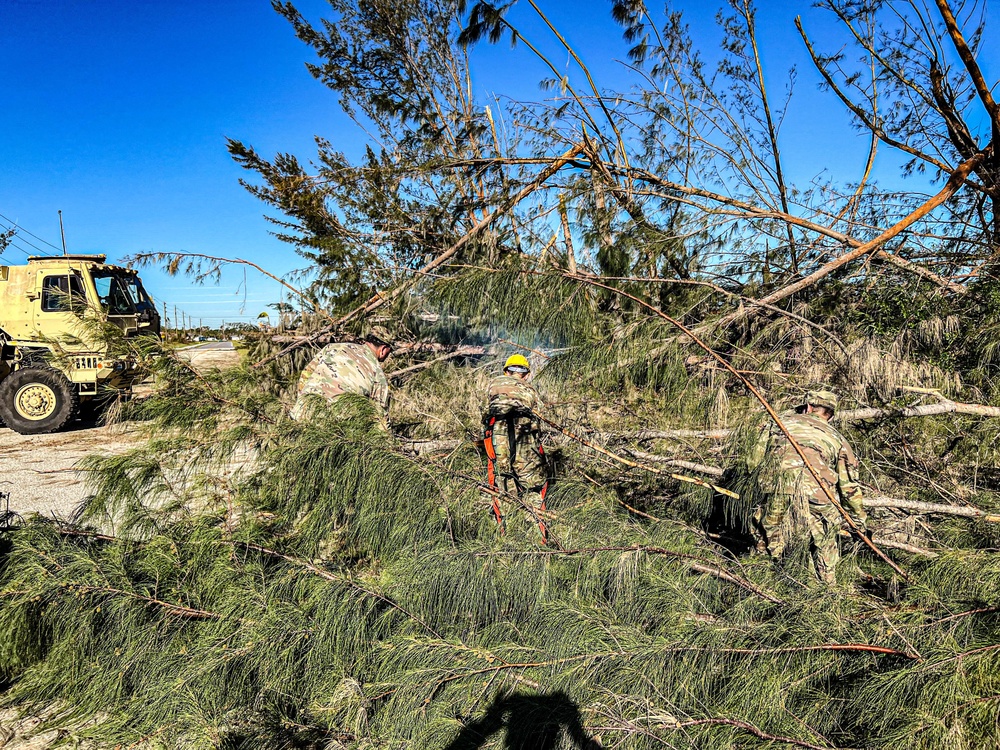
[5,0,1000,746]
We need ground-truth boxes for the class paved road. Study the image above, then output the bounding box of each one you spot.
[183,341,235,351]
[177,341,240,371]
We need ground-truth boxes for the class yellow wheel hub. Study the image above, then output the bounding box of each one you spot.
[14,383,58,421]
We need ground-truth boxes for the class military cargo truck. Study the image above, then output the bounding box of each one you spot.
[0,255,159,434]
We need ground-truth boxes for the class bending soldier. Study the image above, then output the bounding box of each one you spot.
[290,334,393,427]
[753,389,867,584]
[482,354,550,543]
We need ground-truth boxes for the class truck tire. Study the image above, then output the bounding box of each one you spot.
[0,367,78,435]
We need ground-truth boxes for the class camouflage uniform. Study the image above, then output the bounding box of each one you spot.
[290,343,390,426]
[482,374,550,541]
[754,407,866,584]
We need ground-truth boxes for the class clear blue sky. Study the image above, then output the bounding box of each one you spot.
[1,0,348,326]
[1,0,995,326]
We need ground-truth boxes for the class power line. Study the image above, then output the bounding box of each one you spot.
[4,231,49,258]
[2,238,33,258]
[0,212,61,254]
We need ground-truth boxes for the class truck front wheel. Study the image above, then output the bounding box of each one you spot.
[0,367,78,435]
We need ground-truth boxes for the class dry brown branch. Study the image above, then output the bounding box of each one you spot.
[933,0,999,122]
[622,167,969,295]
[738,151,984,314]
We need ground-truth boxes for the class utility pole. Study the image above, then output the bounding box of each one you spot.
[162,302,168,331]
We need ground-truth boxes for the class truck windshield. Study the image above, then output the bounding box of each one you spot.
[92,272,148,315]
[124,275,154,312]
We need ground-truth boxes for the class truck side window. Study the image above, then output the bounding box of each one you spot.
[41,274,86,312]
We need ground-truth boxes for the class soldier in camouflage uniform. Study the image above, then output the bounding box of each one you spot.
[483,354,550,543]
[289,335,392,427]
[753,389,867,584]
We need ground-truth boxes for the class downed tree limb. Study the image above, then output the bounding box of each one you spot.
[875,249,967,293]
[865,496,1000,521]
[838,399,1000,421]
[561,274,909,578]
[725,151,984,318]
[253,141,586,368]
[620,447,725,478]
[337,141,587,325]
[837,530,939,558]
[487,543,783,604]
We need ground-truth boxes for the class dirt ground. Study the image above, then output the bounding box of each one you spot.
[0,710,96,750]
[0,418,145,522]
[0,420,133,749]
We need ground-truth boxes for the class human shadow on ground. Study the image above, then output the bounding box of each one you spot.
[444,690,602,750]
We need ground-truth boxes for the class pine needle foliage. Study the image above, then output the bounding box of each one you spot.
[6,330,1000,749]
[7,0,1000,747]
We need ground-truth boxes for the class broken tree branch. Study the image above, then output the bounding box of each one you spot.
[561,272,909,578]
[387,346,485,382]
[838,399,1000,421]
[865,496,1000,521]
[741,151,985,312]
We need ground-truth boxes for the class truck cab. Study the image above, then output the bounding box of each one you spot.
[0,255,160,433]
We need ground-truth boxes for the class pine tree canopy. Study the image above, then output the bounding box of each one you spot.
[4,0,1000,748]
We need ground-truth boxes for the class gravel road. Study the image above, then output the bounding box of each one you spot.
[0,418,144,521]
[1,348,239,522]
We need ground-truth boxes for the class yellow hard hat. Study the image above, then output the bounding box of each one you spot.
[504,354,531,373]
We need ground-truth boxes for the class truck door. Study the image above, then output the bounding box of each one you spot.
[34,271,88,338]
